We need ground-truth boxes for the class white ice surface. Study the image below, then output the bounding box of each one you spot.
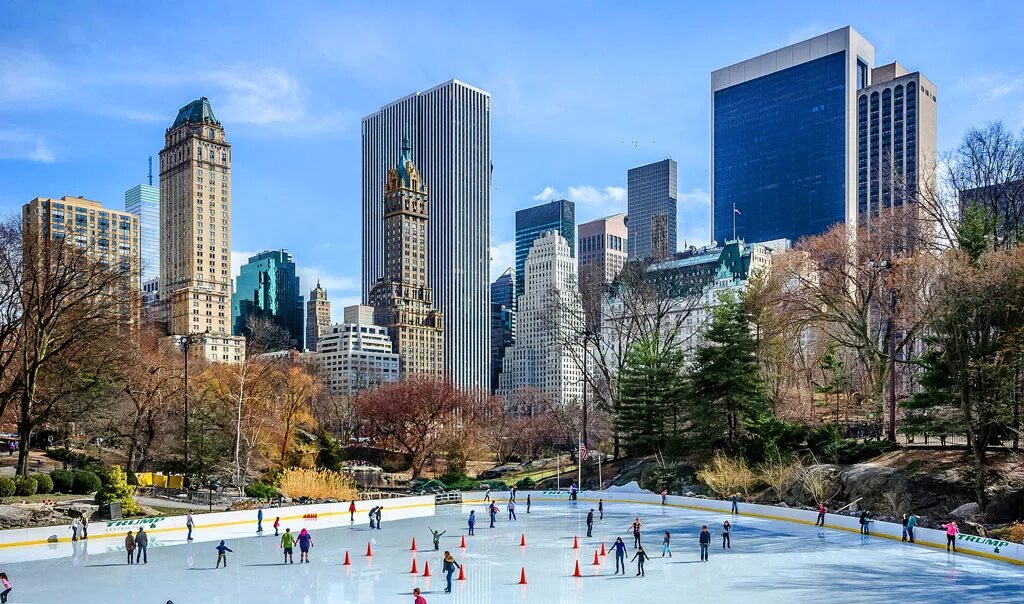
[2,499,1020,603]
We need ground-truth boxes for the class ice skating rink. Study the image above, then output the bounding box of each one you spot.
[2,499,1021,603]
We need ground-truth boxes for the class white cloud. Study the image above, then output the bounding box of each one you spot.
[211,68,304,125]
[532,184,627,211]
[0,49,63,106]
[295,265,358,296]
[678,188,710,206]
[0,128,55,162]
[489,239,515,281]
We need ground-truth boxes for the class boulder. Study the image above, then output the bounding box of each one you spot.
[950,502,981,519]
[478,464,522,480]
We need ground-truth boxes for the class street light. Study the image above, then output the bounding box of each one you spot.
[176,330,208,482]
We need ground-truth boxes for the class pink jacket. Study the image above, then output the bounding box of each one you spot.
[945,523,958,536]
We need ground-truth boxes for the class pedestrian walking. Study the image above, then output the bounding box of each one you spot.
[586,509,595,537]
[508,500,517,521]
[662,531,671,557]
[526,494,531,514]
[442,551,461,594]
[907,512,917,543]
[730,493,739,514]
[699,526,711,561]
[430,527,446,551]
[722,521,731,549]
[186,511,195,541]
[215,540,233,568]
[816,502,827,527]
[124,531,136,565]
[135,527,149,564]
[661,489,668,505]
[349,500,356,522]
[280,528,295,564]
[257,506,264,535]
[612,537,627,574]
[468,510,476,536]
[413,587,427,604]
[945,520,959,552]
[297,528,313,563]
[70,517,81,542]
[630,517,643,549]
[375,506,382,530]
[273,517,281,537]
[369,506,378,529]
[631,545,649,576]
[0,572,11,603]
[859,511,871,536]
[901,513,909,542]
[598,499,604,520]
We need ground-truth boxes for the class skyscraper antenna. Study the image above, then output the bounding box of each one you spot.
[148,156,153,186]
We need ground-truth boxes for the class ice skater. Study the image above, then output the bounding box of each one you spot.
[0,572,11,603]
[257,506,264,535]
[508,499,517,520]
[901,513,909,541]
[661,489,668,505]
[273,516,281,537]
[442,551,461,594]
[699,525,711,561]
[280,528,295,563]
[413,587,427,604]
[215,540,233,568]
[570,482,578,501]
[135,526,149,564]
[489,501,498,528]
[662,531,671,557]
[859,511,871,535]
[369,506,378,529]
[526,494,531,514]
[730,493,739,514]
[722,521,731,549]
[816,501,827,527]
[375,506,382,530]
[944,520,959,552]
[906,512,917,543]
[124,531,136,565]
[598,499,604,520]
[586,509,595,537]
[630,517,643,548]
[612,537,627,574]
[186,511,195,541]
[349,500,357,522]
[484,486,492,502]
[631,545,649,576]
[510,486,518,502]
[468,510,476,535]
[70,516,82,542]
[430,527,446,550]
[297,528,313,562]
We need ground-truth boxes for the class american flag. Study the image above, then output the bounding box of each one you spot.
[578,437,589,460]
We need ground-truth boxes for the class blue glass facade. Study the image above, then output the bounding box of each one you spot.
[713,51,847,245]
[124,184,159,284]
[627,159,677,260]
[231,250,304,349]
[514,199,575,298]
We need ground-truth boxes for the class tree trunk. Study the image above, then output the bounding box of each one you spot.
[16,429,30,477]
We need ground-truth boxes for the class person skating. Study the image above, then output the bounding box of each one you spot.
[369,506,378,529]
[280,528,295,564]
[135,527,149,564]
[699,525,711,562]
[442,550,461,594]
[944,520,959,552]
[570,482,578,501]
[631,545,649,576]
[901,513,909,542]
[598,499,604,520]
[412,587,427,604]
[468,510,476,536]
[484,487,492,502]
[816,502,827,527]
[297,528,313,563]
[430,527,446,551]
[526,494,531,514]
[349,500,356,522]
[273,517,281,537]
[906,512,917,543]
[509,486,517,502]
[630,517,643,549]
[722,521,731,549]
[215,540,233,568]
[186,511,195,541]
[257,506,264,535]
[508,500,517,521]
[662,531,671,557]
[612,537,627,574]
[859,511,870,535]
[124,531,136,565]
[0,572,11,603]
[375,506,382,530]
[586,509,595,537]
[70,517,82,542]
[730,494,739,514]
[661,489,668,505]
[489,501,498,528]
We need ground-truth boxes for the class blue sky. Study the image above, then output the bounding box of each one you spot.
[2,1,1023,319]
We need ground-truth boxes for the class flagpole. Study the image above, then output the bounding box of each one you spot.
[557,451,561,493]
[732,202,736,241]
[597,449,602,491]
[577,433,582,496]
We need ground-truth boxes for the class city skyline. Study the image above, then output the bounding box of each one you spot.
[2,3,1023,322]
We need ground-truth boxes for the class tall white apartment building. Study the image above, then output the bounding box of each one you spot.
[317,305,400,394]
[498,230,584,406]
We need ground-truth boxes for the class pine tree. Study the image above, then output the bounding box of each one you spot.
[687,291,767,451]
[615,338,686,456]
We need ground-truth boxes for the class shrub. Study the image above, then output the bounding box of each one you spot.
[0,477,15,499]
[15,476,38,497]
[755,456,802,502]
[51,469,74,494]
[516,477,536,490]
[1008,521,1024,544]
[95,467,140,516]
[696,452,757,498]
[34,473,54,495]
[71,469,102,494]
[245,481,279,500]
[438,471,479,491]
[277,468,357,501]
[126,470,139,486]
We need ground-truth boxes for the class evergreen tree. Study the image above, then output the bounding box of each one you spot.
[615,337,686,456]
[687,291,767,451]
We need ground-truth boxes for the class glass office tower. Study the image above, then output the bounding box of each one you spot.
[627,159,677,260]
[124,183,159,284]
[231,250,304,349]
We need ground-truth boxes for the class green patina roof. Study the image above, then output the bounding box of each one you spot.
[395,134,412,185]
[172,97,219,128]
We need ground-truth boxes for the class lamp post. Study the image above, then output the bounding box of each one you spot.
[178,331,207,480]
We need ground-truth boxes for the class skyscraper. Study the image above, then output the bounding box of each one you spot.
[159,97,245,363]
[515,199,575,298]
[490,268,515,393]
[361,79,490,390]
[368,137,445,377]
[306,280,331,352]
[627,159,677,260]
[124,159,159,284]
[498,231,584,405]
[711,26,875,245]
[578,213,628,285]
[231,249,304,349]
[316,305,400,394]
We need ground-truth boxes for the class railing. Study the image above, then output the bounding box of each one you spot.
[434,492,462,505]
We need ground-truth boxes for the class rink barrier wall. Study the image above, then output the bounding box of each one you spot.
[463,490,1024,566]
[0,494,434,562]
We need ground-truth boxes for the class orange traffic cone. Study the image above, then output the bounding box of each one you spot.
[458,564,466,581]
[410,557,418,574]
[460,535,467,548]
[518,567,528,585]
[592,550,600,565]
[573,560,582,577]
[423,561,431,577]
[343,550,351,566]
[411,537,417,551]
[572,536,579,549]
[600,542,607,556]
[365,542,373,557]
[519,533,526,547]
